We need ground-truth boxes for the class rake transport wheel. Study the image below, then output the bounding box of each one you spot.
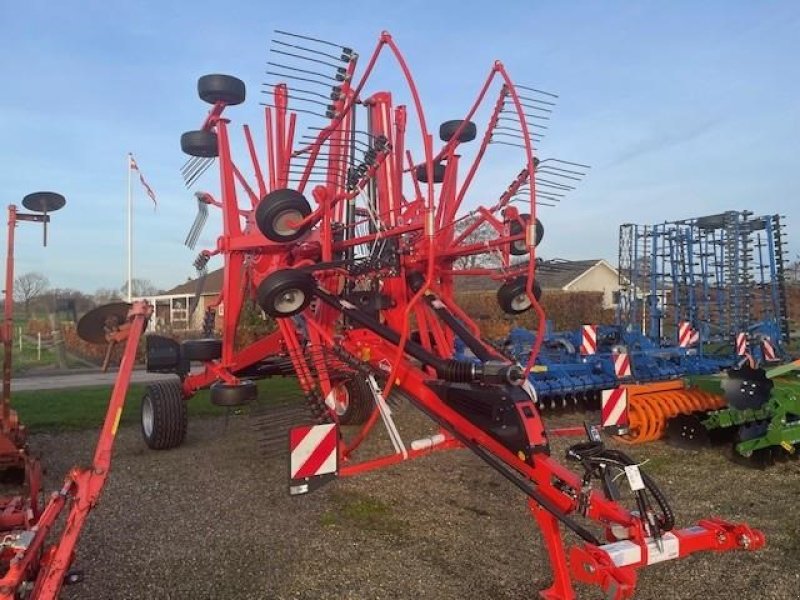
[210,379,258,407]
[439,119,477,143]
[255,189,313,242]
[329,376,374,425]
[182,338,222,362]
[141,380,188,450]
[181,130,219,158]
[197,74,246,106]
[497,277,542,315]
[257,269,316,318]
[415,162,446,183]
[508,213,544,255]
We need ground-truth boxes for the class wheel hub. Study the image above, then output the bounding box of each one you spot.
[273,209,303,236]
[511,293,531,311]
[275,289,305,314]
[141,396,154,438]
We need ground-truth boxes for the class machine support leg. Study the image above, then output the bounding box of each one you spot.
[529,499,576,600]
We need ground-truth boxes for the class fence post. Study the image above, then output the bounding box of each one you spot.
[18,327,22,352]
[48,313,68,370]
[37,332,41,361]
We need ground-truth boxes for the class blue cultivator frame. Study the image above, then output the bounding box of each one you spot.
[617,211,790,361]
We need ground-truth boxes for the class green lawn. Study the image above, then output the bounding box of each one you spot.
[11,377,301,433]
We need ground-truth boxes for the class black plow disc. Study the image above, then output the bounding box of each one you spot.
[720,363,773,410]
[728,422,776,469]
[76,302,133,344]
[665,413,712,449]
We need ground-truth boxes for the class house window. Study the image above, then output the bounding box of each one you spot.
[611,291,621,305]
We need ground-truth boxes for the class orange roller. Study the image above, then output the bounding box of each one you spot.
[618,380,724,444]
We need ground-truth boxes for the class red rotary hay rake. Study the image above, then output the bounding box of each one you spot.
[128,30,765,599]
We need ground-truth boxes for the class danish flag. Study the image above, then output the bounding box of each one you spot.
[129,153,157,207]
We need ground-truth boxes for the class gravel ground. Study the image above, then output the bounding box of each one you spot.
[31,402,799,600]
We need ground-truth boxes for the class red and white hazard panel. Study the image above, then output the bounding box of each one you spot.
[735,332,748,356]
[601,387,629,431]
[677,322,691,348]
[613,351,632,378]
[580,325,597,355]
[762,338,778,362]
[289,423,338,495]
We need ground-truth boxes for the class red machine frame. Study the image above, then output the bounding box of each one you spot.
[0,301,150,598]
[163,31,765,600]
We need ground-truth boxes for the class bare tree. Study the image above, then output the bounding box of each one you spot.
[119,278,160,298]
[786,256,800,284]
[94,287,123,304]
[13,271,49,316]
[451,215,503,270]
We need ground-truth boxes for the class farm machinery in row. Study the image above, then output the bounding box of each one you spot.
[0,192,155,597]
[114,30,766,600]
[666,360,800,467]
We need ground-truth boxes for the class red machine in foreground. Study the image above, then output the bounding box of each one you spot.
[137,31,763,599]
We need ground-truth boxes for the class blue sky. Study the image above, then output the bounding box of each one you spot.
[1,1,798,294]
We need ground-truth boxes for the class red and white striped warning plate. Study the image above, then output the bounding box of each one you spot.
[762,339,777,362]
[289,423,338,483]
[735,332,748,356]
[613,352,632,378]
[678,321,692,348]
[601,387,628,429]
[580,325,597,355]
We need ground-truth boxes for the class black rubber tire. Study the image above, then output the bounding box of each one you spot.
[198,74,246,106]
[415,162,446,183]
[141,380,188,450]
[439,120,477,143]
[182,338,222,361]
[331,376,374,425]
[210,379,258,407]
[181,130,218,158]
[255,189,312,242]
[509,214,544,255]
[497,277,543,315]
[257,269,316,318]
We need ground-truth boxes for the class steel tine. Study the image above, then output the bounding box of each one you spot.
[266,61,346,82]
[536,165,588,177]
[181,156,203,175]
[260,103,328,118]
[265,70,332,89]
[541,158,591,170]
[185,159,216,188]
[536,169,583,182]
[489,140,539,150]
[515,96,556,109]
[265,92,331,107]
[270,48,349,71]
[515,84,559,99]
[271,38,351,63]
[497,116,548,131]
[536,191,565,200]
[262,82,341,101]
[273,29,352,53]
[183,159,214,188]
[536,180,575,191]
[182,159,209,187]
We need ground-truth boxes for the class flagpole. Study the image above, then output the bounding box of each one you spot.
[127,153,133,302]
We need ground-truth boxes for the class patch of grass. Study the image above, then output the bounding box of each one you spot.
[11,377,301,433]
[320,490,405,534]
